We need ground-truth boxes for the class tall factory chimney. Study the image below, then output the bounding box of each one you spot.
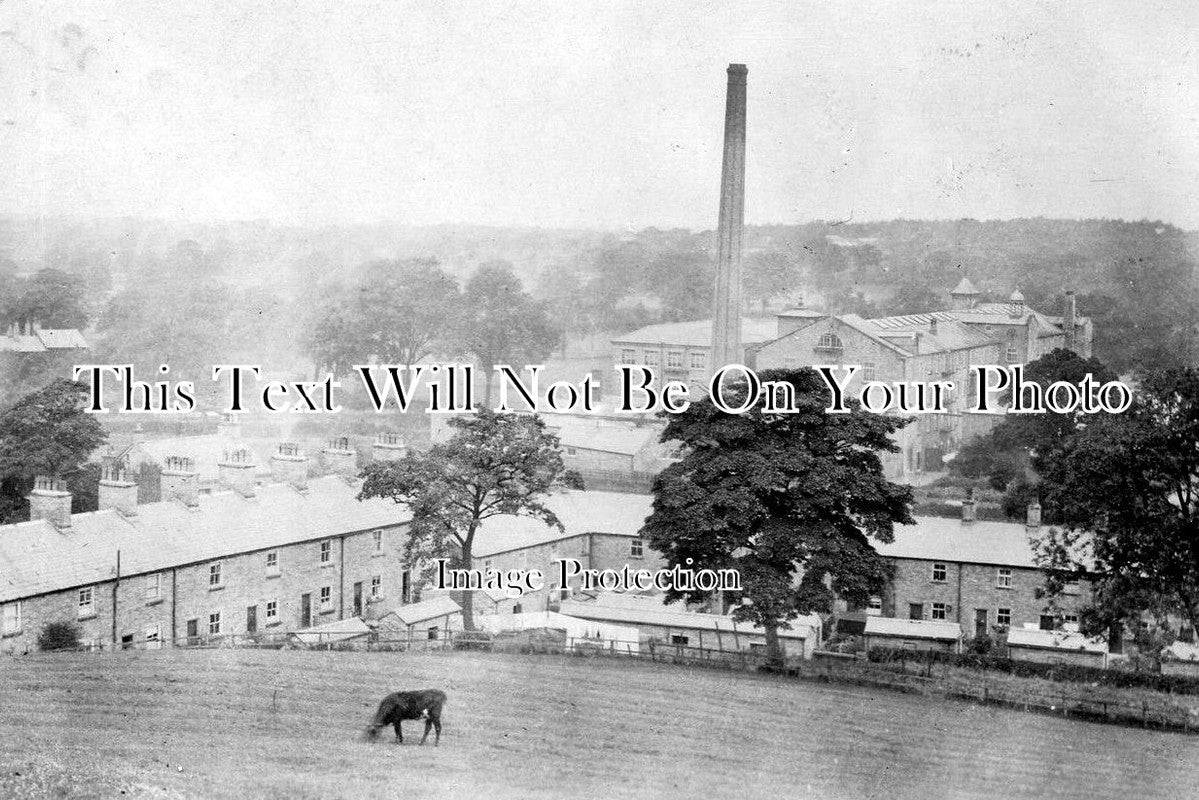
[710,63,748,374]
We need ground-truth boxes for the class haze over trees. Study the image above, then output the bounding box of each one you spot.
[641,368,914,668]
[357,409,583,631]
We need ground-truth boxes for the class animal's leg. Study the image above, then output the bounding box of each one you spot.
[393,720,403,743]
[420,718,432,745]
[433,718,442,746]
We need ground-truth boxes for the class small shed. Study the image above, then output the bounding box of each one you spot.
[479,610,641,654]
[1006,627,1109,668]
[288,617,373,650]
[1160,641,1199,678]
[863,617,962,653]
[377,596,463,644]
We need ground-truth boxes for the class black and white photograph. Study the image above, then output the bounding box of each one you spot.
[1,2,1198,798]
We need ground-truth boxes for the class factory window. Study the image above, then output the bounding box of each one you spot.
[208,612,222,636]
[319,586,333,612]
[320,540,333,565]
[1,602,21,636]
[690,352,706,370]
[666,351,684,369]
[996,608,1011,627]
[265,551,279,576]
[145,573,162,603]
[620,349,636,364]
[373,530,383,552]
[996,568,1013,589]
[208,562,223,589]
[78,587,96,618]
[815,333,844,354]
[630,538,644,558]
[1005,347,1019,363]
[645,350,660,367]
[931,603,948,621]
[931,563,947,582]
[370,575,382,600]
[862,362,876,382]
[265,599,279,622]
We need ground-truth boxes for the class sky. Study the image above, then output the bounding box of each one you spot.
[1,1,1197,229]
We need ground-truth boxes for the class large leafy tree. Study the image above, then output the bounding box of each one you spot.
[357,409,582,630]
[642,368,914,667]
[0,379,107,523]
[354,258,462,366]
[458,261,562,406]
[1035,367,1199,639]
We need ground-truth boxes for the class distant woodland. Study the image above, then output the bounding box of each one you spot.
[0,216,1195,407]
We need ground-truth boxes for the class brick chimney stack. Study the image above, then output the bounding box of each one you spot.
[271,443,308,492]
[216,412,242,440]
[1064,290,1077,353]
[371,433,407,463]
[162,456,200,508]
[99,465,139,516]
[1026,500,1042,530]
[322,437,358,479]
[28,476,72,529]
[710,63,748,375]
[960,489,977,526]
[219,448,257,497]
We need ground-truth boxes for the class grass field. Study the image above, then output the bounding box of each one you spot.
[1,648,1197,800]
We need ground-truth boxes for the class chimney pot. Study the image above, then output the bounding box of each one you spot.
[99,464,139,516]
[271,442,309,491]
[28,476,72,529]
[162,456,200,507]
[219,447,257,497]
[322,437,358,479]
[371,433,408,463]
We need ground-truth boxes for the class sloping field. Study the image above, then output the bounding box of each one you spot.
[0,648,1196,800]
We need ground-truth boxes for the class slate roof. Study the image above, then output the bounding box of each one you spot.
[865,313,998,353]
[877,516,1059,569]
[864,616,962,640]
[0,329,88,352]
[472,491,653,558]
[388,595,461,625]
[1007,627,1108,654]
[543,418,660,456]
[950,278,980,296]
[612,318,778,348]
[0,476,406,603]
[560,594,820,640]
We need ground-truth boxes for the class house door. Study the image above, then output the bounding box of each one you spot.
[908,603,923,620]
[186,618,198,645]
[352,582,363,617]
[974,609,988,638]
[300,593,312,628]
[246,605,258,634]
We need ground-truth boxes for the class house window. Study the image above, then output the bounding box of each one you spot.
[265,551,279,576]
[671,634,689,646]
[1063,614,1080,631]
[816,332,844,353]
[1,602,21,636]
[996,608,1011,627]
[513,603,523,614]
[666,351,684,369]
[1039,614,1055,631]
[401,570,411,604]
[630,538,644,558]
[690,352,706,370]
[208,611,222,636]
[145,625,160,648]
[372,530,383,552]
[209,562,223,588]
[427,626,439,641]
[644,350,660,367]
[265,599,278,622]
[931,563,947,582]
[483,559,492,572]
[320,540,332,564]
[78,587,96,618]
[370,576,382,600]
[931,603,948,621]
[866,596,882,616]
[862,362,876,382]
[620,349,636,364]
[996,568,1013,589]
[145,573,161,602]
[319,586,333,611]
[908,603,923,620]
[1005,347,1019,363]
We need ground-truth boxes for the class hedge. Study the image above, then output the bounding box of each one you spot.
[865,646,1199,695]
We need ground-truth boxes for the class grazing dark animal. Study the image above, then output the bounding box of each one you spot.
[364,689,447,745]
